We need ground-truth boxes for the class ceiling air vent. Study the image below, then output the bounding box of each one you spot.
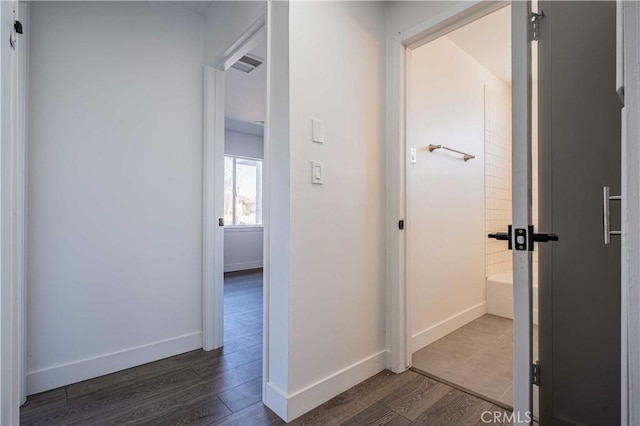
[230,54,263,73]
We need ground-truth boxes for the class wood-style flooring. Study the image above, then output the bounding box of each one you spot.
[21,270,512,425]
[20,269,268,426]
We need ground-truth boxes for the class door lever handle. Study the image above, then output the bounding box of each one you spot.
[603,186,622,244]
[488,225,558,251]
[532,233,558,243]
[488,232,510,241]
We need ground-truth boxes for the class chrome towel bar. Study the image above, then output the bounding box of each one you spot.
[427,144,475,162]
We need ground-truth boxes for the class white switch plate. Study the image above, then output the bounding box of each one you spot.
[312,119,324,143]
[311,161,324,184]
[410,147,417,164]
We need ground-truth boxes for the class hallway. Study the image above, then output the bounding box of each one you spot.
[20,270,266,425]
[19,270,513,425]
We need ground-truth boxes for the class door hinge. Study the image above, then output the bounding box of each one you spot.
[532,361,540,386]
[398,219,405,230]
[531,11,545,41]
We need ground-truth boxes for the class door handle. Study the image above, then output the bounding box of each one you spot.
[218,218,224,227]
[603,186,622,244]
[488,232,510,241]
[488,225,558,251]
[532,233,559,243]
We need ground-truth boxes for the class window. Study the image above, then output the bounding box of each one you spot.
[224,156,263,226]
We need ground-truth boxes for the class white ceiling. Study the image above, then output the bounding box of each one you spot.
[174,1,214,16]
[225,40,267,130]
[446,5,511,85]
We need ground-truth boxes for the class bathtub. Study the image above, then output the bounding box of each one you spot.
[486,271,539,325]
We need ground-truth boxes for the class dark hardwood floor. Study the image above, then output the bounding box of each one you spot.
[21,269,511,425]
[20,269,269,426]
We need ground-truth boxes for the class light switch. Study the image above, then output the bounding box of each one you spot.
[311,161,324,185]
[312,119,324,143]
[410,147,417,164]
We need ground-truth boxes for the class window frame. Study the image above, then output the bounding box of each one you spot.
[224,154,264,228]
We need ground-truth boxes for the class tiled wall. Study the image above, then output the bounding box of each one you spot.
[484,86,539,278]
[485,86,512,277]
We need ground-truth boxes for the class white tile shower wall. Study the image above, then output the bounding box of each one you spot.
[485,86,513,277]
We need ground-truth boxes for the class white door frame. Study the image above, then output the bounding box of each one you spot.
[387,1,534,421]
[510,1,534,420]
[201,9,267,357]
[622,1,640,424]
[1,0,27,423]
[386,0,509,374]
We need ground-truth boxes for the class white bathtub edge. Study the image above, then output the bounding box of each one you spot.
[486,272,539,325]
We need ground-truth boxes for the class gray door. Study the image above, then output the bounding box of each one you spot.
[538,2,622,425]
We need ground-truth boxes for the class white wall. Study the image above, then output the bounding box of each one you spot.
[224,129,264,272]
[286,1,387,419]
[387,1,475,38]
[225,129,263,159]
[204,1,265,66]
[27,1,204,394]
[408,36,508,352]
[224,227,263,272]
[205,2,387,420]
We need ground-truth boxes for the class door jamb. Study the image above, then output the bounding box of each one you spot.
[386,0,509,374]
[201,9,267,362]
[622,1,640,423]
[2,0,27,422]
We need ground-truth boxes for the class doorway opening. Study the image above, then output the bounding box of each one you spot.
[219,39,267,397]
[404,4,539,417]
[201,13,269,409]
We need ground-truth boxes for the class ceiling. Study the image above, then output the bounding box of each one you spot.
[446,5,511,85]
[225,40,267,134]
[174,1,215,16]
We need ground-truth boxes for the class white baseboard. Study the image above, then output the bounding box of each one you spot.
[224,260,263,273]
[266,350,386,422]
[265,382,289,421]
[411,302,487,353]
[26,332,202,395]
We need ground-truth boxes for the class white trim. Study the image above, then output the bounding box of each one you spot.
[224,261,263,273]
[26,332,202,396]
[411,302,487,354]
[385,37,409,374]
[1,1,24,423]
[224,225,264,233]
[268,351,387,422]
[510,2,534,421]
[398,1,508,48]
[17,0,28,407]
[202,67,225,352]
[622,2,640,424]
[263,1,288,418]
[211,15,266,71]
[264,382,288,421]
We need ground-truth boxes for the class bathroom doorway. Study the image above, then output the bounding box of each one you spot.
[404,3,538,415]
[400,1,623,424]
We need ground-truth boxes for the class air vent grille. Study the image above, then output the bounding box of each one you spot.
[231,54,263,73]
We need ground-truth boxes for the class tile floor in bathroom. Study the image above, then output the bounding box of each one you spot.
[411,314,539,416]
